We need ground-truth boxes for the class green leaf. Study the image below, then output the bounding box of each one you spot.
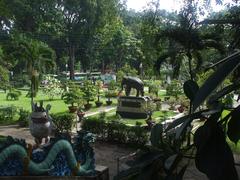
[150,123,163,147]
[208,83,240,105]
[192,51,240,111]
[194,120,238,179]
[164,154,182,173]
[165,110,207,132]
[227,105,240,144]
[183,80,199,101]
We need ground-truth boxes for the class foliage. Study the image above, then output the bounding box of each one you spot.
[6,89,21,101]
[164,52,240,179]
[148,82,159,97]
[62,88,84,108]
[154,1,225,79]
[105,90,118,98]
[82,117,148,146]
[95,80,103,103]
[81,80,96,105]
[116,64,138,86]
[9,34,56,75]
[52,113,75,133]
[18,109,30,127]
[197,69,214,87]
[0,105,17,122]
[42,75,63,100]
[166,80,182,98]
[108,80,117,91]
[0,65,9,91]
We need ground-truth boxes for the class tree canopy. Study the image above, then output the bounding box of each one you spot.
[0,0,240,80]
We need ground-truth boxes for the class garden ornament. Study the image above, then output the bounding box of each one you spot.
[120,76,144,97]
[29,101,55,146]
[0,131,95,176]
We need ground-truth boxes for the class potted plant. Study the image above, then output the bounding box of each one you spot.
[95,80,103,107]
[62,88,84,113]
[105,91,113,105]
[81,80,96,110]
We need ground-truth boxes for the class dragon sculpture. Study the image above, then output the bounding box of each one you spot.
[0,130,95,176]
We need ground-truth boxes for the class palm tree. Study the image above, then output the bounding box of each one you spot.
[9,35,56,98]
[155,2,225,80]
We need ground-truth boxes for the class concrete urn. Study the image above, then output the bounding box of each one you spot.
[30,112,51,140]
[29,102,54,145]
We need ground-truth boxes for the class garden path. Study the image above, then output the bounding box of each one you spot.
[84,106,116,117]
[73,106,116,133]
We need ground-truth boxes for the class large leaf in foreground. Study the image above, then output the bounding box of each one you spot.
[183,80,199,101]
[165,110,208,132]
[208,83,240,105]
[227,105,240,144]
[194,120,238,180]
[192,51,240,111]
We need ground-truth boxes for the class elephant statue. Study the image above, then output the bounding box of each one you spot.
[121,76,144,97]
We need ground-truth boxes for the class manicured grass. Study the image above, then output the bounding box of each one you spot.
[87,109,176,126]
[0,90,118,114]
[0,90,68,114]
[118,110,176,125]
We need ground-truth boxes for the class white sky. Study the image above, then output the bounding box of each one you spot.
[126,0,233,12]
[127,0,180,11]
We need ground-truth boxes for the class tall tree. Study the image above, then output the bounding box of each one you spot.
[56,0,118,79]
[155,0,225,80]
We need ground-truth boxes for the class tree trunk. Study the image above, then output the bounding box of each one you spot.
[69,45,75,80]
[101,59,105,73]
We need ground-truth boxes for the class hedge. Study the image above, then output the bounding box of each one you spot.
[82,118,148,146]
[51,113,76,133]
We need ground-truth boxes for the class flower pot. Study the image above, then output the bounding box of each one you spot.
[106,100,112,106]
[95,101,103,107]
[84,103,92,110]
[177,106,184,113]
[68,106,78,113]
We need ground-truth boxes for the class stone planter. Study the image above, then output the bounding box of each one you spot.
[95,101,103,107]
[106,100,112,106]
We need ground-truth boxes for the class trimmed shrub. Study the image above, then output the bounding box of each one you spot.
[0,105,17,122]
[18,109,30,127]
[82,117,106,136]
[82,117,148,146]
[52,113,75,133]
[6,90,21,100]
[107,121,128,143]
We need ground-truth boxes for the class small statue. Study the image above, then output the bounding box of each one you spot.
[29,101,55,146]
[120,76,144,97]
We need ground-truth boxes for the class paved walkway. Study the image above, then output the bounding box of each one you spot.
[84,106,116,117]
[73,106,116,133]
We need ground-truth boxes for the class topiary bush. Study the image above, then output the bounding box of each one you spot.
[52,113,75,133]
[82,117,148,146]
[0,105,17,122]
[18,109,30,127]
[6,89,21,101]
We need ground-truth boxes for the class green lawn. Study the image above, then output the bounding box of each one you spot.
[0,90,68,114]
[0,90,118,114]
[87,109,176,126]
